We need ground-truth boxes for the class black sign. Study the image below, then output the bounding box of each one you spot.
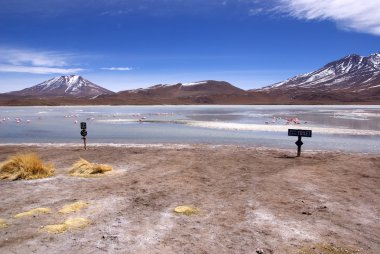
[80,122,87,129]
[80,130,87,137]
[288,129,312,138]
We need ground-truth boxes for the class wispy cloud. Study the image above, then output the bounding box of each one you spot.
[249,8,264,16]
[276,0,380,36]
[100,10,131,16]
[0,47,85,74]
[0,65,84,74]
[0,48,70,67]
[101,67,133,71]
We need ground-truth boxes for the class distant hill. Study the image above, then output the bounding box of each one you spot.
[107,80,247,104]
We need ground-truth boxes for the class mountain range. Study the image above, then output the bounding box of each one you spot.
[253,52,380,103]
[1,53,379,105]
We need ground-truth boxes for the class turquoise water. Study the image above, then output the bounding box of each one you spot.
[0,105,379,153]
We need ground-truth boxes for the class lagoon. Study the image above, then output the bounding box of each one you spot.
[0,105,379,153]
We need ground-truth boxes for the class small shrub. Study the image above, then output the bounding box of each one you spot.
[69,158,112,177]
[0,153,54,180]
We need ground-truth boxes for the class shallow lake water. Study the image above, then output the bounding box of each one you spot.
[0,105,379,153]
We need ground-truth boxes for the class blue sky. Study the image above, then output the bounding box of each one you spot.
[0,0,379,92]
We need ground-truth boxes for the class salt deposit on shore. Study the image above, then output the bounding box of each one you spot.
[0,144,378,253]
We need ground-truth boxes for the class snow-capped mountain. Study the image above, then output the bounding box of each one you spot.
[259,53,380,93]
[10,75,114,98]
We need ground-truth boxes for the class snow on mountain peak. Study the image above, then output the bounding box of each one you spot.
[67,75,80,84]
[259,52,380,92]
[11,75,114,97]
[181,81,208,86]
[369,53,380,68]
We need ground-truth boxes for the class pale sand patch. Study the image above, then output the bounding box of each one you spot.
[133,210,175,250]
[249,208,319,242]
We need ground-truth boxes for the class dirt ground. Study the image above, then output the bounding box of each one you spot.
[0,144,379,254]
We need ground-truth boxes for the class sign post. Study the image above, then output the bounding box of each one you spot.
[80,122,87,150]
[288,129,312,157]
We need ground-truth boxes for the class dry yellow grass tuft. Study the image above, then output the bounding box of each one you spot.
[14,208,52,218]
[42,224,68,234]
[0,218,7,229]
[59,201,89,214]
[174,205,199,216]
[41,217,91,234]
[64,217,91,229]
[69,158,112,177]
[0,153,54,180]
[299,243,360,254]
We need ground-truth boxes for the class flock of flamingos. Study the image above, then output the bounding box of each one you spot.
[1,112,307,127]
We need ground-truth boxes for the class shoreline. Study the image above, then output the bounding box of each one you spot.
[1,104,380,107]
[0,142,377,155]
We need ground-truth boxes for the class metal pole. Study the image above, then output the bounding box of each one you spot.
[296,136,302,157]
[83,137,87,150]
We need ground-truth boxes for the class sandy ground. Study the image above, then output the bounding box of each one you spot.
[0,144,379,254]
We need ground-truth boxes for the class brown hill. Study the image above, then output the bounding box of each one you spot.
[104,80,247,104]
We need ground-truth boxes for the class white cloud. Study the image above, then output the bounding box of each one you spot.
[0,47,85,74]
[0,48,71,67]
[277,0,380,36]
[0,65,84,74]
[102,67,133,71]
